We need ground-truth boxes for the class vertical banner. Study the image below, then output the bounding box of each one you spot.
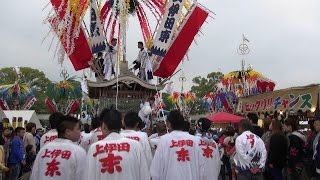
[153,4,209,78]
[150,0,187,57]
[90,0,106,54]
[50,0,93,71]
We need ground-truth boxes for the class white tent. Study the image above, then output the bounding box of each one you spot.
[3,110,42,128]
[0,108,6,120]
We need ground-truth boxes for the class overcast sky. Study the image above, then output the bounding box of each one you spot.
[1,0,320,91]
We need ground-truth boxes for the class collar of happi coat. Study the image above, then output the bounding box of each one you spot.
[105,132,123,141]
[54,138,74,144]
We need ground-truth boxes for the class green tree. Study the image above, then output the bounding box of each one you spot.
[0,67,52,113]
[190,71,224,98]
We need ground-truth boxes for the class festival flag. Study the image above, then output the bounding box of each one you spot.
[150,0,187,57]
[90,0,106,54]
[45,97,56,113]
[50,0,93,71]
[0,99,9,110]
[21,96,37,110]
[153,4,209,78]
[66,100,80,114]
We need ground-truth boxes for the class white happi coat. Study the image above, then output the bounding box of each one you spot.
[40,129,58,149]
[79,131,94,152]
[149,135,160,156]
[90,128,105,145]
[150,131,205,180]
[30,138,86,180]
[86,132,150,180]
[195,136,220,180]
[120,130,153,166]
[104,45,117,80]
[234,130,267,172]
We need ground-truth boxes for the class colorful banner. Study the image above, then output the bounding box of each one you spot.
[151,0,187,57]
[0,99,9,110]
[154,4,209,78]
[45,97,56,113]
[21,96,37,110]
[90,0,106,54]
[50,0,93,71]
[237,85,320,113]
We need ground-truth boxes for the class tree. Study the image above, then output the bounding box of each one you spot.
[0,67,52,113]
[190,72,224,114]
[190,72,224,98]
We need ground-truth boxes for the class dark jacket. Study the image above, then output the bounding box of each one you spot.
[313,132,320,174]
[250,124,264,137]
[8,136,25,164]
[288,131,306,175]
[268,133,288,168]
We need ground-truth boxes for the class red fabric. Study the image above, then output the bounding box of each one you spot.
[67,100,80,114]
[153,5,208,78]
[0,99,8,110]
[100,1,110,22]
[207,112,244,123]
[45,97,56,113]
[50,0,93,71]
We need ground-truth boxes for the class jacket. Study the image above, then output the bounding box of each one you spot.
[287,131,306,175]
[8,136,25,164]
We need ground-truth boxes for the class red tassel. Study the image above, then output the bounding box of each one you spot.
[100,0,111,22]
[67,100,80,114]
[110,17,118,41]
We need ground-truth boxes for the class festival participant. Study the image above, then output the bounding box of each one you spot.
[80,117,100,151]
[234,119,267,180]
[86,109,149,180]
[195,118,220,180]
[8,127,26,180]
[247,112,263,138]
[138,97,155,129]
[104,38,117,80]
[40,112,63,148]
[23,122,37,153]
[313,118,320,179]
[120,112,153,166]
[149,121,167,156]
[284,117,307,179]
[150,110,205,180]
[133,41,148,80]
[90,117,105,145]
[30,116,86,180]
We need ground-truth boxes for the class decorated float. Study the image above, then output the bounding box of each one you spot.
[42,0,211,113]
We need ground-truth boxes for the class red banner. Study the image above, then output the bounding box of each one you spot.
[45,97,56,113]
[154,5,209,78]
[50,0,93,71]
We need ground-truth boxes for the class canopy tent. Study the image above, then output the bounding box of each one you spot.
[3,110,42,128]
[0,108,5,120]
[207,112,244,123]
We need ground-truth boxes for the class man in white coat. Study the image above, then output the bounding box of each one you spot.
[40,112,64,149]
[86,109,150,180]
[31,116,86,180]
[195,118,220,180]
[150,110,205,180]
[104,38,117,80]
[149,121,167,156]
[134,41,148,80]
[79,117,100,152]
[234,119,267,180]
[120,112,153,166]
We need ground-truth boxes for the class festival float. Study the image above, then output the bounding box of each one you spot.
[44,69,82,115]
[42,0,211,113]
[203,36,276,113]
[0,67,42,128]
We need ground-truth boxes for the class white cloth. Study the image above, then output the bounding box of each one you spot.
[30,138,86,180]
[138,102,152,129]
[150,131,205,180]
[195,136,220,180]
[104,45,117,80]
[79,132,94,152]
[136,48,148,68]
[149,136,160,156]
[234,130,267,171]
[90,128,105,145]
[85,132,150,180]
[144,56,153,81]
[120,130,153,167]
[148,133,158,140]
[40,129,58,149]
